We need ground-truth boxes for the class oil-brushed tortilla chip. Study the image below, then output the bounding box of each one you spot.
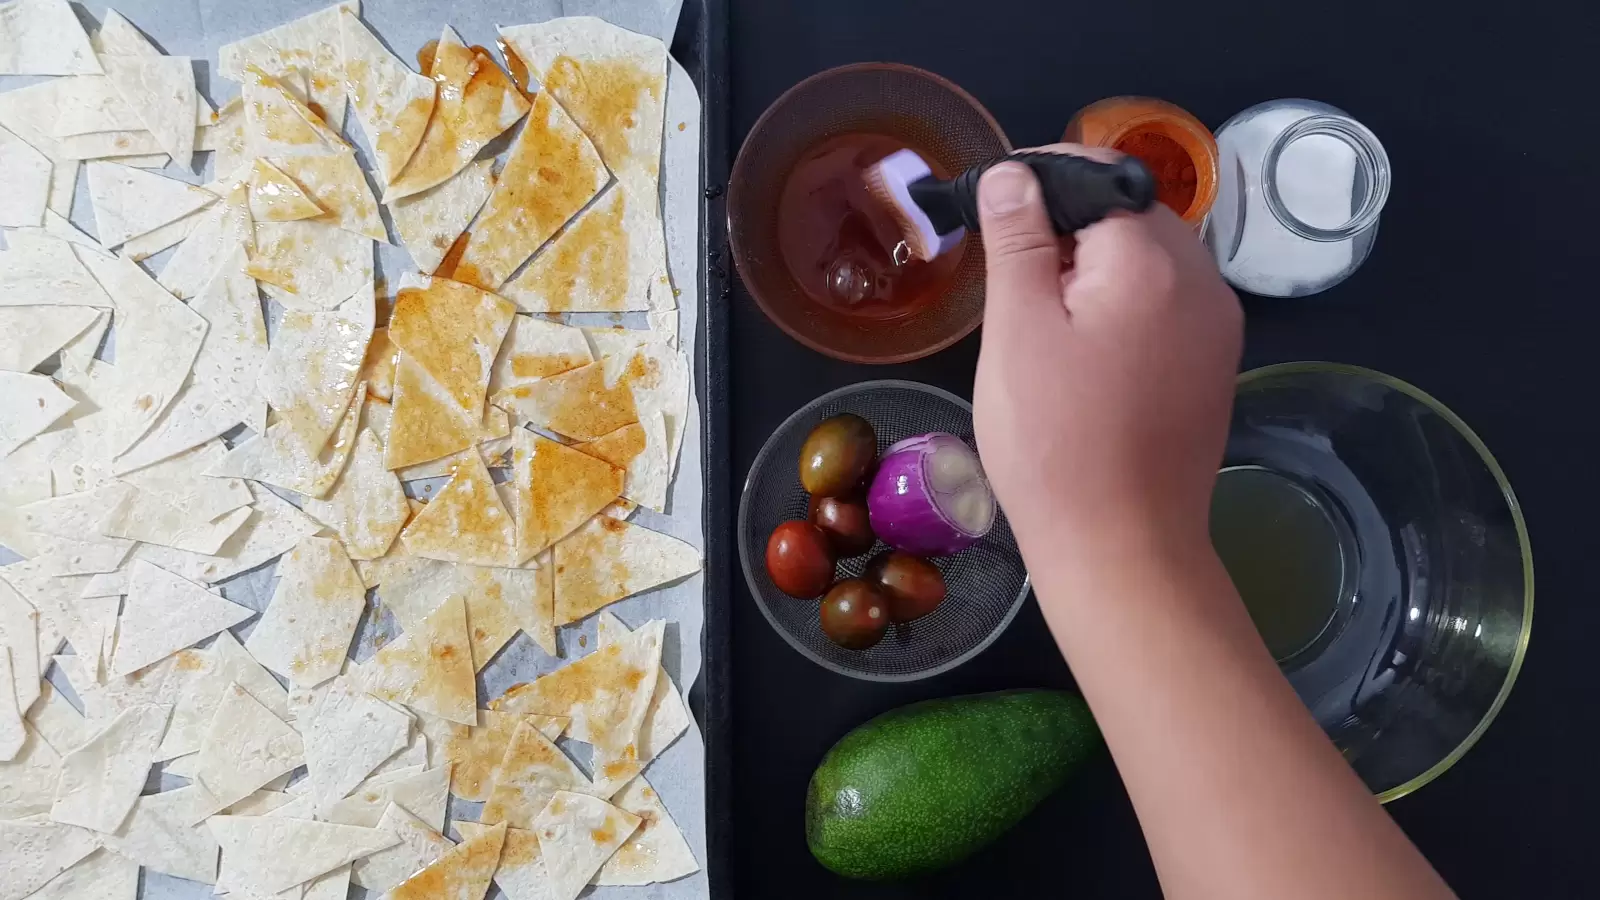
[399,451,516,567]
[109,560,253,677]
[0,0,100,75]
[501,186,654,313]
[133,483,322,585]
[0,372,74,455]
[248,158,324,221]
[489,316,594,396]
[0,124,49,227]
[273,152,387,241]
[301,676,413,812]
[389,158,494,274]
[338,7,434,187]
[453,90,607,291]
[240,65,350,158]
[444,711,566,803]
[0,232,112,308]
[249,219,374,312]
[384,27,529,202]
[0,817,100,900]
[385,354,486,471]
[509,429,623,563]
[596,611,690,762]
[532,791,642,900]
[190,684,305,819]
[596,774,699,885]
[0,306,98,374]
[206,814,399,897]
[258,285,374,454]
[353,593,477,725]
[480,718,597,829]
[374,557,535,672]
[452,823,545,900]
[603,341,692,471]
[100,55,198,169]
[553,516,700,626]
[157,184,254,301]
[389,275,518,416]
[50,701,169,832]
[353,803,452,892]
[577,414,670,513]
[85,161,216,248]
[218,1,357,130]
[209,380,363,498]
[101,784,220,884]
[359,327,400,401]
[379,818,503,900]
[301,428,409,560]
[491,357,638,442]
[157,630,287,761]
[325,763,450,831]
[246,538,365,689]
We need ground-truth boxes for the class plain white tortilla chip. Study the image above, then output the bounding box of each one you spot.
[51,73,215,137]
[240,66,350,158]
[207,814,399,897]
[0,817,100,900]
[210,382,363,497]
[119,206,204,261]
[22,680,89,757]
[156,630,287,760]
[85,161,216,248]
[301,676,412,812]
[301,429,408,560]
[0,306,98,373]
[378,819,503,900]
[501,186,652,314]
[102,784,220,883]
[552,517,700,626]
[118,440,251,521]
[0,582,39,715]
[480,718,597,829]
[353,593,477,725]
[443,710,566,803]
[100,490,251,555]
[248,158,324,221]
[0,0,100,75]
[133,482,323,585]
[273,152,387,240]
[0,372,75,456]
[0,124,49,227]
[510,429,623,563]
[390,157,493,274]
[325,763,451,831]
[532,791,641,900]
[0,722,60,818]
[487,315,593,398]
[157,184,254,300]
[399,451,516,567]
[353,802,453,892]
[384,27,529,202]
[251,219,374,312]
[258,286,374,454]
[0,648,24,761]
[578,413,671,513]
[338,7,433,187]
[595,775,699,885]
[24,848,139,900]
[246,538,365,688]
[191,683,304,818]
[0,232,112,308]
[50,702,169,832]
[101,55,199,169]
[596,612,690,762]
[218,2,357,130]
[109,560,254,677]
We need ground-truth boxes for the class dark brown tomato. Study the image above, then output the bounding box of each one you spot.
[798,414,878,496]
[808,494,876,557]
[765,520,835,598]
[863,551,947,623]
[819,579,890,650]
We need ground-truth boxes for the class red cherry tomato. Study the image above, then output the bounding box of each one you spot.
[765,520,835,598]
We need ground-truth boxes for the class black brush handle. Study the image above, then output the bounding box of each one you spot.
[911,152,1157,237]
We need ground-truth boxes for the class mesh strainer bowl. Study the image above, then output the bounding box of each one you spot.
[739,381,1030,681]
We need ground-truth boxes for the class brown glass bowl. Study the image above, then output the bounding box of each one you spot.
[728,63,1011,364]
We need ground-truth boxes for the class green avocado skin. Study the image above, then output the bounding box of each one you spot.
[805,690,1102,880]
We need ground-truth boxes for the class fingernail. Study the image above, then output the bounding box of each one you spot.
[980,163,1037,215]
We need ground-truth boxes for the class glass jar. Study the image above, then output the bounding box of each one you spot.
[1206,99,1391,298]
[1064,96,1219,228]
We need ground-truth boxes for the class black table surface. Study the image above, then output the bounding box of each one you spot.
[722,1,1597,896]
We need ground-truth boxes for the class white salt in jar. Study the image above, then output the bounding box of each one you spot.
[1206,99,1390,298]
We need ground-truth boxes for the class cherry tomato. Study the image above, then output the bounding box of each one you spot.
[808,494,876,557]
[863,551,947,622]
[819,579,890,650]
[799,414,877,496]
[765,520,835,598]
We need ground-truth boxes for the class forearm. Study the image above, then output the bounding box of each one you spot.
[1025,524,1455,900]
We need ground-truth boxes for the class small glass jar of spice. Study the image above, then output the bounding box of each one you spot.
[1064,96,1219,228]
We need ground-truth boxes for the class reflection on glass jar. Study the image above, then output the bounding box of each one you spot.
[1207,99,1391,298]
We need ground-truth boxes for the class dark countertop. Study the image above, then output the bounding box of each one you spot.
[722,1,1596,896]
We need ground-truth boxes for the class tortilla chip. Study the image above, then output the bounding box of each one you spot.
[305,863,353,900]
[18,487,137,596]
[100,487,252,555]
[218,1,357,130]
[222,788,295,816]
[119,206,205,261]
[0,818,100,900]
[102,784,220,884]
[0,582,39,715]
[133,483,323,585]
[358,326,400,401]
[384,27,529,202]
[383,354,480,470]
[301,428,409,560]
[23,680,88,758]
[258,285,374,454]
[157,184,254,301]
[190,683,304,818]
[248,158,324,221]
[301,676,413,813]
[453,90,607,291]
[380,818,504,900]
[595,612,691,762]
[50,72,215,137]
[444,710,567,802]
[325,763,451,832]
[156,630,287,761]
[109,560,253,677]
[272,151,387,241]
[0,648,24,761]
[390,158,494,274]
[0,124,49,227]
[353,803,453,892]
[246,538,365,688]
[492,358,638,442]
[0,0,100,75]
[85,161,216,248]
[338,8,434,187]
[250,219,374,312]
[55,125,213,161]
[578,414,670,512]
[389,275,518,414]
[501,186,655,313]
[604,341,692,470]
[596,775,699,885]
[487,314,594,398]
[0,232,113,308]
[101,54,199,169]
[354,593,477,725]
[241,65,350,158]
[480,718,598,830]
[532,791,642,900]
[0,306,95,375]
[450,823,540,900]
[50,701,169,832]
[374,558,537,671]
[399,451,517,567]
[510,429,623,563]
[553,517,699,626]
[206,814,399,897]
[0,723,60,819]
[209,381,363,497]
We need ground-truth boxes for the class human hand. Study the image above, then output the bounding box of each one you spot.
[972,145,1243,562]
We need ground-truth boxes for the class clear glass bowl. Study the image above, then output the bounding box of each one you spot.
[1223,363,1533,801]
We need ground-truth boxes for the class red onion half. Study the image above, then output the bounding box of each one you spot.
[866,432,996,556]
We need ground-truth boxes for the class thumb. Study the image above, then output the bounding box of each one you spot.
[977,162,1066,330]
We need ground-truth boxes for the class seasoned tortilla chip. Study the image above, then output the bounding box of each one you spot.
[380,819,503,900]
[596,775,700,885]
[241,66,350,158]
[398,451,516,567]
[353,803,452,892]
[389,158,493,274]
[552,517,700,626]
[444,710,566,803]
[353,593,477,725]
[156,630,287,761]
[50,702,169,832]
[0,124,49,227]
[596,611,691,762]
[85,161,216,248]
[249,219,374,312]
[577,413,671,513]
[338,7,434,187]
[453,822,547,900]
[208,381,363,497]
[373,557,536,672]
[488,315,594,397]
[492,357,638,442]
[248,158,324,221]
[273,151,386,240]
[100,55,199,169]
[384,353,483,470]
[510,429,623,563]
[0,0,100,75]
[246,538,365,688]
[360,327,400,401]
[480,718,597,829]
[389,275,518,415]
[258,285,374,454]
[218,1,357,130]
[501,186,655,313]
[531,791,641,900]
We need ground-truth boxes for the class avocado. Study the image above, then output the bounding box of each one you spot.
[805,690,1101,880]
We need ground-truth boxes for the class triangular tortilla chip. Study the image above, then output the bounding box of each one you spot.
[0,124,49,227]
[596,775,700,885]
[487,315,593,398]
[156,630,287,761]
[390,158,494,274]
[384,27,529,202]
[207,814,399,896]
[0,583,39,715]
[258,285,374,454]
[0,232,113,308]
[379,818,504,900]
[218,1,356,130]
[354,593,477,725]
[50,72,215,137]
[453,90,607,291]
[101,55,198,169]
[0,648,25,761]
[101,784,220,884]
[510,429,623,563]
[119,440,250,521]
[577,414,670,513]
[325,763,451,831]
[596,612,691,762]
[18,486,138,599]
[0,0,100,75]
[301,428,409,560]
[389,275,518,415]
[302,676,413,812]
[248,158,324,221]
[191,683,305,818]
[26,847,138,900]
[453,823,546,900]
[399,451,516,567]
[157,184,254,301]
[209,381,363,497]
[240,66,350,158]
[553,517,700,626]
[354,803,453,892]
[444,710,566,802]
[0,818,100,900]
[100,489,252,555]
[603,341,692,470]
[55,125,212,161]
[91,9,156,56]
[385,354,485,471]
[85,161,216,247]
[109,560,254,677]
[0,372,75,456]
[374,558,536,672]
[119,205,204,261]
[481,718,598,829]
[133,483,322,585]
[338,7,434,187]
[250,219,374,312]
[11,208,99,250]
[273,151,386,240]
[246,538,365,688]
[50,701,169,832]
[532,791,642,900]
[26,681,90,757]
[359,326,400,401]
[305,863,353,900]
[492,358,637,442]
[501,184,653,314]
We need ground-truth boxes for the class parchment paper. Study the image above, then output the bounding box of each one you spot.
[0,2,707,897]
